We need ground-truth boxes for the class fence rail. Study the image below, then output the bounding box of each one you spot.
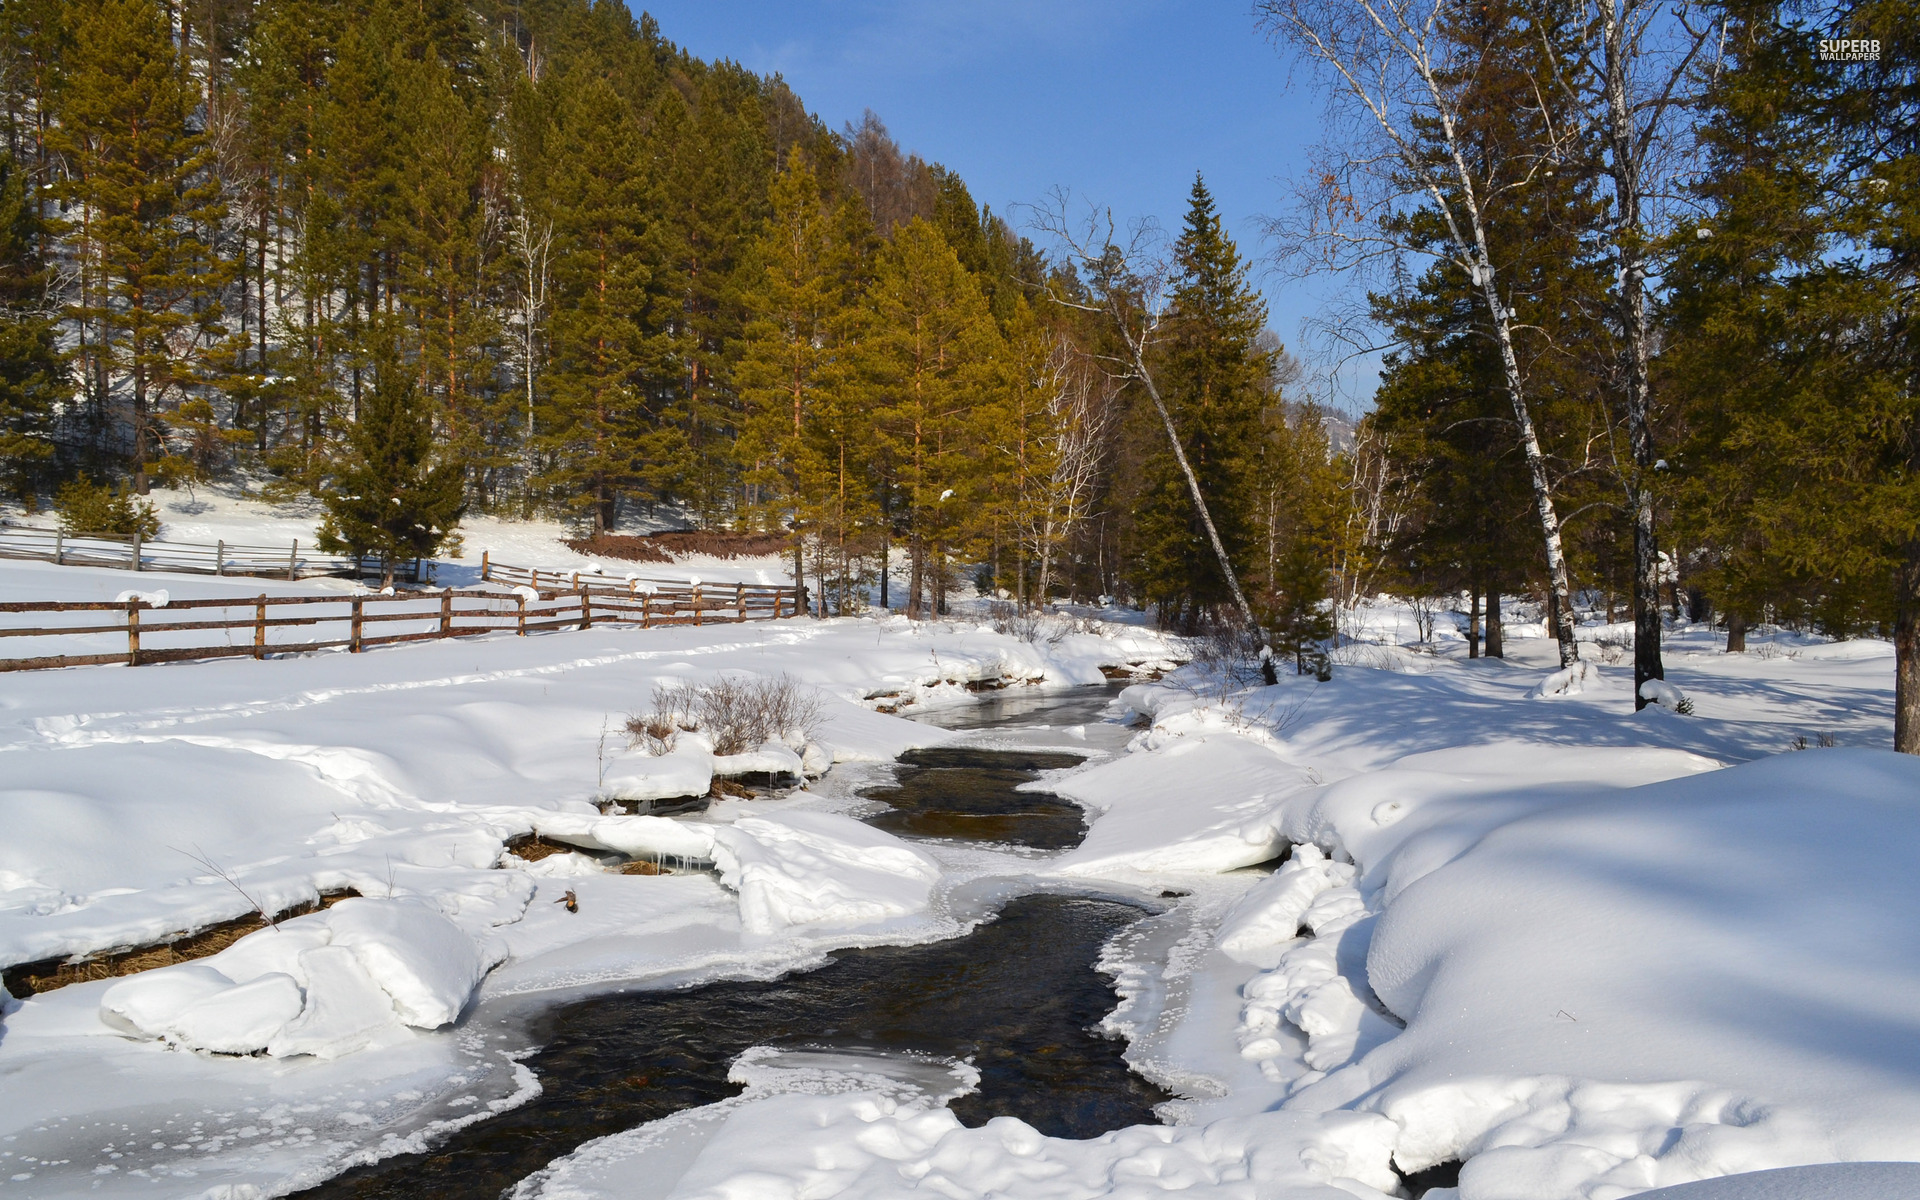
[0,565,805,673]
[0,523,361,580]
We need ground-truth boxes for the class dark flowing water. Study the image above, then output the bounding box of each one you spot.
[910,682,1131,731]
[860,747,1090,849]
[297,895,1168,1200]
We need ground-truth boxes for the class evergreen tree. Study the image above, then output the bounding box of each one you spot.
[316,360,465,584]
[0,151,61,504]
[536,66,652,536]
[862,217,1003,617]
[391,47,506,501]
[735,148,869,605]
[1129,174,1269,628]
[51,0,229,492]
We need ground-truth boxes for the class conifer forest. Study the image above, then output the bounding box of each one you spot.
[0,0,1916,744]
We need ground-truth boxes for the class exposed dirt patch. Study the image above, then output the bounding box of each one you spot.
[502,834,581,863]
[2,889,362,998]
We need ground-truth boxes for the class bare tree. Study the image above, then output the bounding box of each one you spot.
[1032,336,1115,605]
[1552,0,1714,706]
[1259,0,1583,667]
[1333,419,1407,626]
[1032,193,1281,684]
[507,204,552,511]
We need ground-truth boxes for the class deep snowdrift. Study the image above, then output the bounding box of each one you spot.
[2,572,1914,1200]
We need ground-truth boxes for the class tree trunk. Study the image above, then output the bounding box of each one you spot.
[1476,273,1578,667]
[1896,544,1920,754]
[1485,588,1504,658]
[1468,585,1481,659]
[1726,611,1746,654]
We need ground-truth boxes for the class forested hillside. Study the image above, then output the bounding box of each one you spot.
[0,0,1334,626]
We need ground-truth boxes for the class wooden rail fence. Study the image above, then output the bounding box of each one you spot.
[0,522,362,580]
[0,570,805,673]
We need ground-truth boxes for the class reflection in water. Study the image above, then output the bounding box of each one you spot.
[296,896,1167,1200]
[861,748,1090,850]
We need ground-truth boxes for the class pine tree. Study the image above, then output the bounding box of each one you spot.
[316,360,465,584]
[1129,175,1269,628]
[535,66,651,536]
[52,0,229,492]
[862,217,1003,617]
[391,46,505,503]
[0,151,61,504]
[735,148,863,605]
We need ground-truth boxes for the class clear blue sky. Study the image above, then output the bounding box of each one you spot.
[632,1,1377,408]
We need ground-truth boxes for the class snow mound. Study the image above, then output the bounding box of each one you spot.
[99,897,500,1058]
[599,749,714,802]
[1640,677,1691,712]
[1636,1162,1920,1200]
[1531,658,1602,698]
[1053,732,1298,875]
[113,588,170,607]
[1300,749,1920,1197]
[1216,844,1357,967]
[711,812,941,935]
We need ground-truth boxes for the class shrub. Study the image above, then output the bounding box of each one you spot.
[626,674,823,757]
[54,474,160,540]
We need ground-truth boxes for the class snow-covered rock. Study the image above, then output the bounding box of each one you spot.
[97,897,501,1058]
[711,811,941,935]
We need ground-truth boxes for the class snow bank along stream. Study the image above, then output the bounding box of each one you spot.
[296,894,1169,1199]
[7,586,1920,1200]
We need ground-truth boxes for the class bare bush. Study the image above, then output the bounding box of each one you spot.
[626,675,823,757]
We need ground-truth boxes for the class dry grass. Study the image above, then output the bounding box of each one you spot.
[1,889,361,998]
[561,535,672,563]
[626,674,822,757]
[565,530,791,563]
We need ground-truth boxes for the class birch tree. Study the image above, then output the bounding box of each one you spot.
[1553,0,1714,705]
[1259,0,1584,666]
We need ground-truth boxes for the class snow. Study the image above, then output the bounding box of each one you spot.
[4,563,1918,1200]
[98,898,499,1058]
[712,811,943,934]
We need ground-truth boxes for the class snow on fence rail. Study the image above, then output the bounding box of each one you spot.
[0,573,805,673]
[0,522,360,580]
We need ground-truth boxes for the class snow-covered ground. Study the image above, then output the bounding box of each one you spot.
[1,564,1913,1200]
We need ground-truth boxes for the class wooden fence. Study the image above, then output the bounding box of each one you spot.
[0,522,360,580]
[0,573,806,673]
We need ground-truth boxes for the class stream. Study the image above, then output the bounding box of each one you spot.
[297,685,1158,1200]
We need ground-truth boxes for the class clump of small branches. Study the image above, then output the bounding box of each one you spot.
[1187,610,1270,687]
[626,674,823,757]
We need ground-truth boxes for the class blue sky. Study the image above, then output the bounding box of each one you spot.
[632,1,1377,408]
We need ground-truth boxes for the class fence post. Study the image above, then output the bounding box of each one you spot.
[288,539,299,581]
[440,589,453,638]
[216,539,225,576]
[131,528,142,572]
[693,586,702,627]
[126,598,140,666]
[481,550,490,582]
[517,593,527,636]
[351,596,364,652]
[642,592,652,628]
[53,528,62,565]
[531,568,540,592]
[254,595,267,659]
[736,583,746,622]
[579,584,592,630]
